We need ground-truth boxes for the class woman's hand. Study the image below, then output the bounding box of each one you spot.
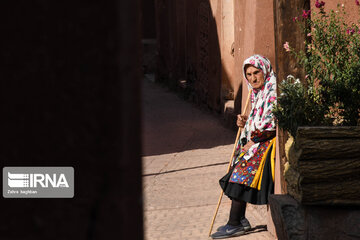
[242,140,255,153]
[236,114,248,128]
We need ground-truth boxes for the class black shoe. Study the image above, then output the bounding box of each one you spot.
[240,217,251,231]
[217,218,251,232]
[211,224,245,239]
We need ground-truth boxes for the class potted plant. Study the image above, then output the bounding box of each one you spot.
[273,1,360,205]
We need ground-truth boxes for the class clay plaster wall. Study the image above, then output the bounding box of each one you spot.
[154,0,276,114]
[234,0,276,114]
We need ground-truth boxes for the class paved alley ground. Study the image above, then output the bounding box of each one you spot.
[142,76,275,240]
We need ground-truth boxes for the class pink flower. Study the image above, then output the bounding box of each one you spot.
[307,33,312,37]
[356,0,360,6]
[292,17,298,22]
[315,0,325,8]
[302,10,311,19]
[347,28,355,35]
[283,42,290,52]
[250,60,255,65]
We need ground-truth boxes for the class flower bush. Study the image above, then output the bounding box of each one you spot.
[274,1,360,137]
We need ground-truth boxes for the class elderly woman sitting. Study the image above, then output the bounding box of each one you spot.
[211,55,277,239]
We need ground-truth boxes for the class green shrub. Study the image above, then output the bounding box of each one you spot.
[274,2,360,137]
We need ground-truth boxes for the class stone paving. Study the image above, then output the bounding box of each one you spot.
[142,76,275,240]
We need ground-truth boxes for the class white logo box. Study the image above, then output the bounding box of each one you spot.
[3,167,74,198]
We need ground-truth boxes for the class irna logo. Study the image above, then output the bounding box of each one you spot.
[8,172,69,188]
[3,167,74,198]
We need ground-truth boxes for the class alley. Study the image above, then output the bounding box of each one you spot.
[142,76,274,240]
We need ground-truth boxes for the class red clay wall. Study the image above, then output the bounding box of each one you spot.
[154,0,276,114]
[234,0,276,114]
[185,0,222,111]
[155,0,222,111]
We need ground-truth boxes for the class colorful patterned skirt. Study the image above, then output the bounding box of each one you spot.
[219,137,276,205]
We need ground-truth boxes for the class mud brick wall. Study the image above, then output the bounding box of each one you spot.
[155,0,222,112]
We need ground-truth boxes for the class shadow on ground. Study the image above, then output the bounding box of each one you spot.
[142,77,236,156]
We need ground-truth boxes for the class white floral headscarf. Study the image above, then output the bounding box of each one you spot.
[233,54,277,164]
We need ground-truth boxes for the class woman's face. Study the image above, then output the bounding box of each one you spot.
[245,65,265,89]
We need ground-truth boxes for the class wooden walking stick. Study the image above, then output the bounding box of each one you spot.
[208,90,252,237]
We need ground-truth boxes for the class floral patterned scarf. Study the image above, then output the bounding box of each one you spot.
[233,54,277,165]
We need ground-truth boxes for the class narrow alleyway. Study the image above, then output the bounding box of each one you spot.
[142,76,275,240]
